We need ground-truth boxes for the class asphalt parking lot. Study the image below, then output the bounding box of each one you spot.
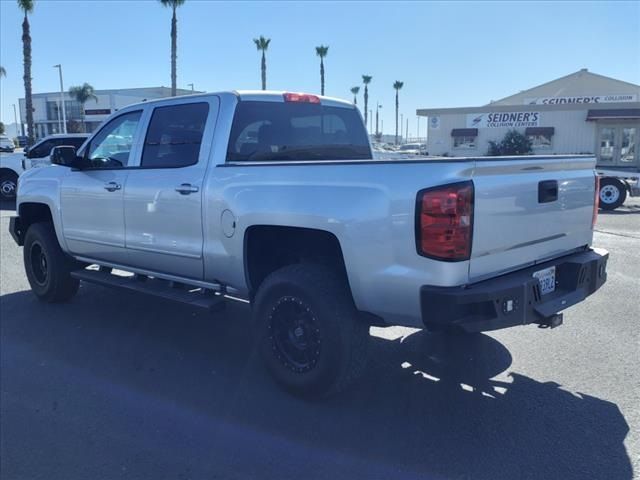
[1,198,638,480]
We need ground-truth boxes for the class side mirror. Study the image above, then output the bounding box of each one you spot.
[50,146,79,167]
[23,146,30,156]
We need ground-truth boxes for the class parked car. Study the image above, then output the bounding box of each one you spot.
[9,91,608,397]
[0,133,90,200]
[0,135,15,153]
[22,133,90,170]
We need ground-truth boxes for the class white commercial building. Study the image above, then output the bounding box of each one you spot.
[19,86,198,140]
[418,69,640,170]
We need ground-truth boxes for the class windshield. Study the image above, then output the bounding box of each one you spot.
[227,101,372,162]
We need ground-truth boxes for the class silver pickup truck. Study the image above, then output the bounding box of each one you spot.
[9,91,608,397]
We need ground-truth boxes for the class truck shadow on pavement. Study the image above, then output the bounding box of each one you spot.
[0,285,632,480]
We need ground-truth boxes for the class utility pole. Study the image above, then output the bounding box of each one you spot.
[375,102,382,137]
[53,65,67,134]
[12,104,19,136]
[406,118,409,143]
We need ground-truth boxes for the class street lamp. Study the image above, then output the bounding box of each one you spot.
[369,109,373,133]
[12,104,18,136]
[417,116,421,140]
[400,113,404,144]
[188,83,194,92]
[375,102,382,137]
[53,64,67,134]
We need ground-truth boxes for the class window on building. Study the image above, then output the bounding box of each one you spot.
[451,128,478,149]
[46,100,83,121]
[526,127,554,148]
[141,102,209,168]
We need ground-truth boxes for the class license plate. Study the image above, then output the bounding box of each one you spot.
[533,266,556,295]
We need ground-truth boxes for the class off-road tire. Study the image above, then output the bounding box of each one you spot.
[0,171,18,200]
[23,222,80,302]
[253,264,369,398]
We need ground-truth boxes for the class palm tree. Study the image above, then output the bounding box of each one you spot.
[159,0,185,97]
[350,86,360,105]
[18,0,34,145]
[253,36,271,90]
[0,66,6,77]
[69,83,98,133]
[315,45,329,95]
[362,75,372,131]
[393,81,404,145]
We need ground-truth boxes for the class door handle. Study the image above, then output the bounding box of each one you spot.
[175,183,199,195]
[104,181,121,192]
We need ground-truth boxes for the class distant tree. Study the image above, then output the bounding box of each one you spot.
[488,129,533,156]
[350,86,360,105]
[253,36,271,90]
[0,122,5,135]
[159,0,185,96]
[0,66,6,77]
[18,0,35,145]
[393,80,404,145]
[315,45,329,95]
[362,75,372,130]
[69,83,98,132]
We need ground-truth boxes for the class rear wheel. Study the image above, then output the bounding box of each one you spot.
[23,222,79,302]
[0,171,18,200]
[253,264,368,398]
[599,178,627,211]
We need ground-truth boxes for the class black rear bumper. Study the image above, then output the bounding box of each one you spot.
[421,248,608,333]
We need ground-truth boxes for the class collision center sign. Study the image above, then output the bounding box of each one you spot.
[466,112,540,128]
[524,94,637,105]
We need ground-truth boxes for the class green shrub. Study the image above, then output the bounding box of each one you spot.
[487,129,533,156]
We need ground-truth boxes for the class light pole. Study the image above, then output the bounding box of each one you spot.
[369,109,373,134]
[12,104,18,136]
[406,118,409,143]
[53,64,67,134]
[417,116,421,141]
[188,83,194,92]
[375,102,382,137]
[400,113,404,143]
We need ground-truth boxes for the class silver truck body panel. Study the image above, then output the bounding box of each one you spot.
[15,92,598,328]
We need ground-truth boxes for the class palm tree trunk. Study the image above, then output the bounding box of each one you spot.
[261,51,266,90]
[171,6,177,96]
[353,95,357,105]
[395,90,399,145]
[22,14,34,145]
[320,58,325,95]
[81,105,86,133]
[363,87,369,131]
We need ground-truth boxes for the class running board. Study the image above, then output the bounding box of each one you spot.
[71,268,225,312]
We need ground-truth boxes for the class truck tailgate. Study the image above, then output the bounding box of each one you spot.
[469,156,596,282]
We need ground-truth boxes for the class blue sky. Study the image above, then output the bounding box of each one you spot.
[0,0,639,135]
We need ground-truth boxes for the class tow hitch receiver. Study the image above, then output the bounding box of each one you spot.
[538,313,563,329]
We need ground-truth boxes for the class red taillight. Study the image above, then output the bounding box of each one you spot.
[592,175,600,228]
[417,181,474,261]
[283,92,321,104]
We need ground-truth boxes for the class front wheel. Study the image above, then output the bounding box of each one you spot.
[253,264,369,398]
[0,171,18,200]
[599,178,627,211]
[23,222,80,302]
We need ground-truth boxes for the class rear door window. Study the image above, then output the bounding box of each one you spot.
[141,102,209,168]
[227,101,371,162]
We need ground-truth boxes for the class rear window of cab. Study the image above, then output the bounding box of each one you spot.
[226,101,372,162]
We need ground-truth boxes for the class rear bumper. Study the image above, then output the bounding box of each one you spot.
[421,248,608,333]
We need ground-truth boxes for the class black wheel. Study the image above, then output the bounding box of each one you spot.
[599,178,627,211]
[23,222,80,303]
[0,171,18,199]
[253,264,369,398]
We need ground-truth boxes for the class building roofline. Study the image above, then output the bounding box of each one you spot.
[417,101,640,116]
[489,69,640,105]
